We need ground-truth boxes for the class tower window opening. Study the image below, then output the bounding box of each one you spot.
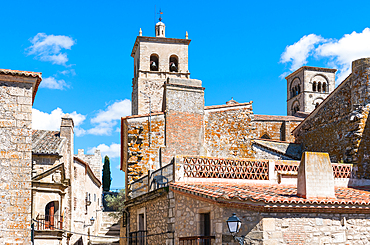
[292,104,300,115]
[313,82,317,92]
[315,102,319,108]
[323,82,327,92]
[318,82,322,92]
[261,133,271,139]
[298,85,301,94]
[150,54,159,71]
[169,55,178,72]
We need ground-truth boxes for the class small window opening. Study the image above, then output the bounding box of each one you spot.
[139,213,145,231]
[315,102,319,108]
[169,55,178,72]
[293,105,300,115]
[261,133,271,139]
[323,83,327,92]
[150,55,159,71]
[297,85,301,94]
[318,82,322,92]
[313,82,317,92]
[200,213,210,236]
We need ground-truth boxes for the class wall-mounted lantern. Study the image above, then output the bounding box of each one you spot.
[226,213,245,245]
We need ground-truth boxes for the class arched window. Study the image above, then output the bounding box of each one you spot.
[297,85,301,94]
[169,55,178,72]
[315,102,319,108]
[323,83,327,93]
[150,54,159,71]
[261,133,271,139]
[292,103,300,115]
[313,82,317,92]
[318,82,322,92]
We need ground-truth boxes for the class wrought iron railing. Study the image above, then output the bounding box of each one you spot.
[35,214,63,230]
[179,236,215,245]
[130,162,174,198]
[129,230,147,245]
[183,157,269,180]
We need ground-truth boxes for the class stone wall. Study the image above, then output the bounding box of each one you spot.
[294,58,370,178]
[122,113,165,192]
[125,190,174,245]
[204,103,254,158]
[71,158,102,245]
[163,78,205,164]
[253,115,303,142]
[0,72,40,244]
[173,192,370,245]
[76,149,102,182]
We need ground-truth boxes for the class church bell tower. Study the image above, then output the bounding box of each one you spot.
[285,66,336,116]
[131,19,191,115]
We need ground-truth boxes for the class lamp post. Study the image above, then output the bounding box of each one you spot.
[226,213,245,245]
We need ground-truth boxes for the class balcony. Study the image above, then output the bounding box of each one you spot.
[35,214,63,230]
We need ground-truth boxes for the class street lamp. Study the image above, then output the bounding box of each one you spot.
[226,213,244,245]
[84,217,95,228]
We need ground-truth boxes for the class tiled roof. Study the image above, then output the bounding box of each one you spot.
[205,101,252,110]
[32,130,65,155]
[252,139,302,159]
[170,182,370,206]
[254,114,304,121]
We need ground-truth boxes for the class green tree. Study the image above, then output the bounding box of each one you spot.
[105,189,126,218]
[103,155,111,192]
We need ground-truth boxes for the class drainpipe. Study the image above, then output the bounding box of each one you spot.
[123,208,130,244]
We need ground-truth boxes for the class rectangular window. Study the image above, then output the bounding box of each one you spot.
[200,213,210,236]
[74,167,77,180]
[74,197,77,211]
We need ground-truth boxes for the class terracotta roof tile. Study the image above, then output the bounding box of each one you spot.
[170,182,370,206]
[32,130,65,155]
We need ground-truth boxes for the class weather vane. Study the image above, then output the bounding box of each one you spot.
[158,9,163,21]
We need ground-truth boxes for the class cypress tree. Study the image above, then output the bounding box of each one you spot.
[102,155,111,192]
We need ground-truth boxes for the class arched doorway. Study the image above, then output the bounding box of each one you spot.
[45,201,59,230]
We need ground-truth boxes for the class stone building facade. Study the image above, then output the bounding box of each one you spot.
[32,116,103,245]
[0,69,41,245]
[120,20,370,245]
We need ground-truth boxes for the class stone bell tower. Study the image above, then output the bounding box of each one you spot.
[131,19,191,115]
[285,66,337,116]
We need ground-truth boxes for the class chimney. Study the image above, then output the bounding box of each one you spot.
[297,152,336,199]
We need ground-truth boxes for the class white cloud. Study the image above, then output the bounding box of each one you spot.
[40,77,69,90]
[88,143,121,158]
[88,99,131,136]
[281,28,370,84]
[280,34,323,71]
[32,108,86,132]
[316,28,370,83]
[27,33,75,66]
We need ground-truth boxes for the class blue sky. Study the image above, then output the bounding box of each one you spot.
[2,0,370,189]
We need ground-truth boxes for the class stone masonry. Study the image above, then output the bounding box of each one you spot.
[294,58,370,179]
[0,70,41,244]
